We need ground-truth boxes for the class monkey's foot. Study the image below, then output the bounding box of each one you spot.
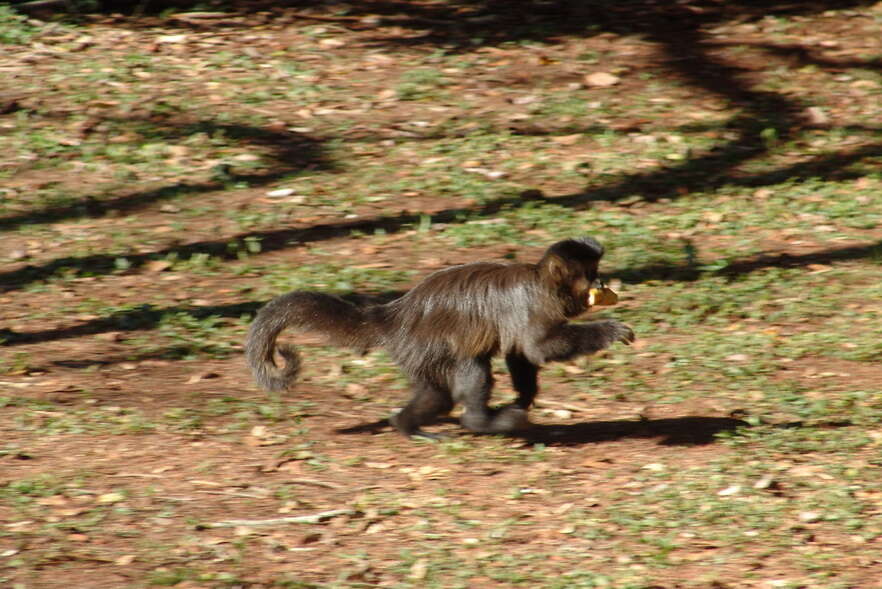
[390,412,448,440]
[461,406,531,434]
[493,405,532,431]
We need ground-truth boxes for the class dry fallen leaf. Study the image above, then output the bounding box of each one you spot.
[266,188,295,198]
[319,38,345,48]
[186,371,220,384]
[156,34,188,44]
[37,495,69,507]
[580,457,613,469]
[552,133,582,145]
[97,492,126,504]
[145,260,172,273]
[584,72,621,87]
[805,106,829,125]
[67,533,90,542]
[409,558,429,580]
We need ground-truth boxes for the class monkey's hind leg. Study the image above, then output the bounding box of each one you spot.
[456,358,529,434]
[389,381,454,440]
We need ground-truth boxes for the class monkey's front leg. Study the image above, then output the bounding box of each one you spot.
[505,352,539,409]
[533,319,634,363]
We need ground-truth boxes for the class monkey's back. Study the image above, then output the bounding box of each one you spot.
[381,262,553,373]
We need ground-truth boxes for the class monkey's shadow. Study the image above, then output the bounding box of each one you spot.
[337,415,747,446]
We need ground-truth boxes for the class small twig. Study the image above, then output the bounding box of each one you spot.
[195,490,271,499]
[534,398,595,413]
[12,0,71,12]
[168,13,243,26]
[288,478,343,489]
[109,473,163,478]
[288,11,366,23]
[168,11,231,20]
[355,485,386,492]
[200,508,356,529]
[325,409,365,418]
[289,11,454,26]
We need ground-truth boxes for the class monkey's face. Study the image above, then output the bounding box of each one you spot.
[584,260,600,289]
[551,259,601,318]
[539,237,606,317]
[569,261,597,297]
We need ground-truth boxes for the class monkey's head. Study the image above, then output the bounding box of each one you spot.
[538,237,605,317]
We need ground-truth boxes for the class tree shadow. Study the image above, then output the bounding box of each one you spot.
[345,1,878,50]
[724,40,882,73]
[2,233,880,348]
[0,118,331,232]
[3,236,881,348]
[326,0,882,212]
[81,1,874,48]
[3,128,880,293]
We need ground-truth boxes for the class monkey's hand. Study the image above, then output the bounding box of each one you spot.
[610,320,635,345]
[584,319,635,350]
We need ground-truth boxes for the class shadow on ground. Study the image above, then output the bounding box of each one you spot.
[0,119,331,233]
[336,415,749,446]
[517,415,748,446]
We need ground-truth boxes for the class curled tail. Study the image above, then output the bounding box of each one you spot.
[245,291,380,392]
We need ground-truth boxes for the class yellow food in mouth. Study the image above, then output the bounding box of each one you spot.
[588,286,618,306]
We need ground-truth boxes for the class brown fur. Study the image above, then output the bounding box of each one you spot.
[245,237,634,439]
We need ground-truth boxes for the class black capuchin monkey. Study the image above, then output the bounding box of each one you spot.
[245,237,634,439]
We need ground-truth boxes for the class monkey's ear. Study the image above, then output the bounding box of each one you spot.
[539,252,579,286]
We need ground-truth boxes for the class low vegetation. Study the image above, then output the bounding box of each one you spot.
[1,1,881,587]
